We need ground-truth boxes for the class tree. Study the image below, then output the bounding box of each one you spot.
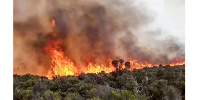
[125,62,131,69]
[119,59,124,70]
[112,60,119,70]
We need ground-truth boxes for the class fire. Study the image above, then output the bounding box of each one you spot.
[45,20,77,79]
[44,38,185,79]
[44,39,78,79]
[51,19,56,28]
[44,19,185,79]
[81,63,115,74]
[168,57,185,66]
[128,60,154,69]
[45,19,116,79]
[44,39,117,79]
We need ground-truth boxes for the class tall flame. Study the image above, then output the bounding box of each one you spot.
[45,19,185,79]
[44,39,78,79]
[44,39,118,79]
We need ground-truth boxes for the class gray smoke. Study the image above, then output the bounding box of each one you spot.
[14,0,185,75]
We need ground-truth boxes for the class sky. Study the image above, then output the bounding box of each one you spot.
[135,0,185,44]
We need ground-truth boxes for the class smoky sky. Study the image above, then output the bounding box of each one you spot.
[14,0,185,75]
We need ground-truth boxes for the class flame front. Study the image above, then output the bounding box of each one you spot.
[44,19,185,79]
[44,38,185,79]
[44,39,78,79]
[44,38,117,79]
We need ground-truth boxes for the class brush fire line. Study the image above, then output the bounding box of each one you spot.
[42,19,185,79]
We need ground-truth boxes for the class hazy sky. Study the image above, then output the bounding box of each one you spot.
[136,0,185,44]
[14,0,185,44]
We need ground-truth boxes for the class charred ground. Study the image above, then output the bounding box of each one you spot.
[14,65,185,100]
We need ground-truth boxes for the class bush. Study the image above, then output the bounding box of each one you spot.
[125,62,130,69]
[19,88,33,100]
[67,77,80,84]
[43,90,61,100]
[120,90,136,100]
[22,78,36,89]
[110,90,121,100]
[64,92,83,100]
[91,85,114,99]
[90,97,103,100]
[14,65,185,100]
[112,60,119,70]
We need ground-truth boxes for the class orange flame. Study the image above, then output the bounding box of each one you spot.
[44,38,185,79]
[44,39,116,79]
[44,39,78,79]
[45,19,185,79]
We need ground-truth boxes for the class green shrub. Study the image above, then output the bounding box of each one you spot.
[68,77,80,84]
[64,92,83,100]
[110,90,121,100]
[22,78,36,89]
[90,85,113,99]
[67,87,76,93]
[13,65,185,100]
[19,88,33,100]
[90,97,102,100]
[120,90,136,100]
[43,90,61,100]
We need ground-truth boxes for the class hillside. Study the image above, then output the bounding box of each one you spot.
[14,65,185,100]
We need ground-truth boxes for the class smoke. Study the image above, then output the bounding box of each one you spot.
[14,0,185,75]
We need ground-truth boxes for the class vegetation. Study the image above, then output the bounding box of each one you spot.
[14,64,185,100]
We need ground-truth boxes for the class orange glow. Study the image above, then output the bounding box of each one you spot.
[51,19,56,28]
[44,39,116,79]
[168,58,185,66]
[44,39,78,79]
[44,38,185,79]
[44,19,185,79]
[81,63,115,74]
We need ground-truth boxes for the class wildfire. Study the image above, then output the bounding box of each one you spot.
[44,39,118,79]
[168,58,185,66]
[44,19,185,79]
[44,39,78,79]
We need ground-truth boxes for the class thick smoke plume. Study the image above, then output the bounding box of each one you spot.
[14,0,185,75]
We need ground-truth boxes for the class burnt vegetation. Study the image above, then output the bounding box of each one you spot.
[14,62,185,100]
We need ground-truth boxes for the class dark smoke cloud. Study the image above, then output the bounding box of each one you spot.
[14,0,185,75]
